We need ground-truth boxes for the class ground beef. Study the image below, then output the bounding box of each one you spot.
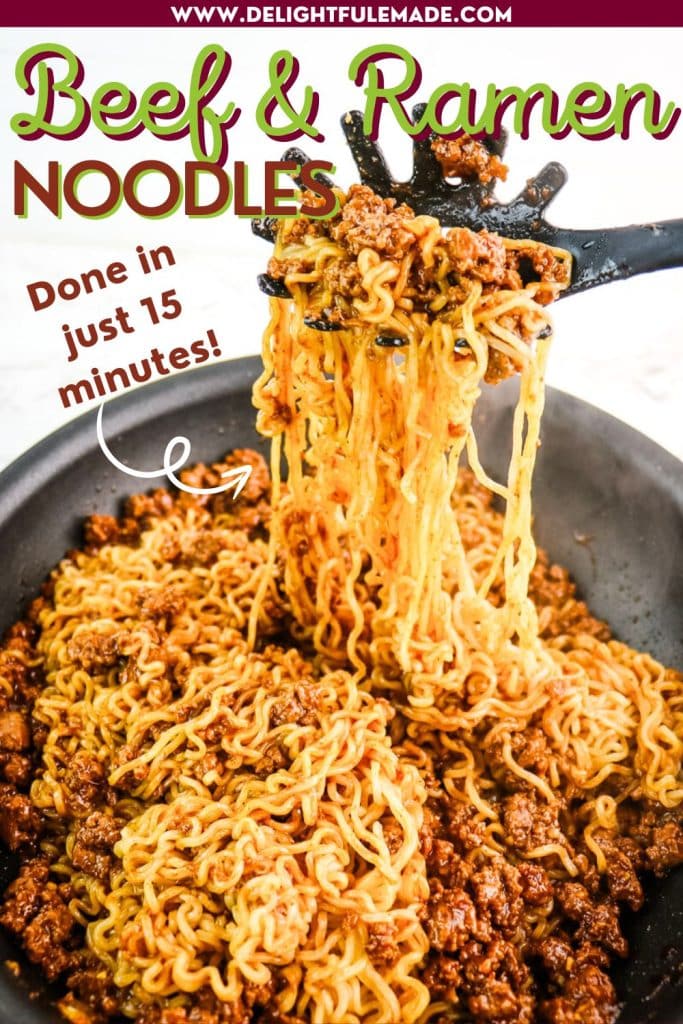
[135,1001,250,1024]
[425,836,471,888]
[486,728,554,793]
[0,632,43,707]
[467,979,532,1022]
[442,799,489,852]
[380,817,404,855]
[84,514,139,551]
[421,953,463,1002]
[330,184,416,258]
[67,632,121,673]
[243,979,276,1010]
[533,934,573,976]
[0,858,50,932]
[529,556,575,609]
[529,554,611,642]
[0,710,30,751]
[220,448,270,502]
[0,858,76,981]
[133,983,285,1024]
[321,258,362,299]
[517,862,554,905]
[424,881,480,952]
[0,782,42,849]
[177,450,271,532]
[178,530,230,567]
[267,256,307,278]
[4,617,38,644]
[469,860,524,935]
[418,805,440,860]
[417,753,646,1024]
[268,693,308,726]
[432,137,508,185]
[459,938,534,1024]
[555,882,627,958]
[63,752,109,818]
[466,978,532,1019]
[253,741,288,778]
[595,834,644,910]
[575,941,612,970]
[484,348,519,385]
[539,963,618,1024]
[269,682,323,727]
[446,228,512,286]
[646,820,683,876]
[71,812,122,881]
[365,921,399,965]
[520,243,571,300]
[446,228,567,299]
[501,792,566,855]
[24,905,76,974]
[125,487,176,522]
[62,957,121,1021]
[0,751,32,787]
[137,586,187,621]
[281,209,326,243]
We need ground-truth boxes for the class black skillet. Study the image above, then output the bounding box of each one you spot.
[0,358,681,1023]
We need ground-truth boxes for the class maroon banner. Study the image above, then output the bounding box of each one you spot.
[2,0,683,27]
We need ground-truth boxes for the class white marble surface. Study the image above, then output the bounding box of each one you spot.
[1,27,682,471]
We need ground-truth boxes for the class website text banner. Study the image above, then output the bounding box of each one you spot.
[3,0,683,27]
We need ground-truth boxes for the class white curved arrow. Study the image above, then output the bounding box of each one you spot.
[96,402,252,498]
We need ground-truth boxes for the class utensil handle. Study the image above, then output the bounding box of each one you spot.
[552,220,683,295]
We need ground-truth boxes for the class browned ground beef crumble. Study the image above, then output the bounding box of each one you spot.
[431,137,508,186]
[0,450,681,1024]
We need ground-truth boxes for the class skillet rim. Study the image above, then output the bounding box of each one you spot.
[0,357,681,517]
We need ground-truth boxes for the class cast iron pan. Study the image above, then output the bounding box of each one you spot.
[0,358,681,1023]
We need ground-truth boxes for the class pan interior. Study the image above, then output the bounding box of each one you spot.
[0,359,680,1024]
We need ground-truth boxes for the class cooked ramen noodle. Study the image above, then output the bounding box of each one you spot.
[0,180,681,1024]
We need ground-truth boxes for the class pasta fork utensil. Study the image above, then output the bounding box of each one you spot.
[254,104,683,321]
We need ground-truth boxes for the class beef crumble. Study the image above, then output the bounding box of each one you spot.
[63,751,110,818]
[0,859,76,981]
[67,631,121,673]
[0,783,42,850]
[0,710,30,751]
[431,136,508,185]
[71,812,122,881]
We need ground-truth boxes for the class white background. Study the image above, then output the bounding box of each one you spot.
[0,27,681,471]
